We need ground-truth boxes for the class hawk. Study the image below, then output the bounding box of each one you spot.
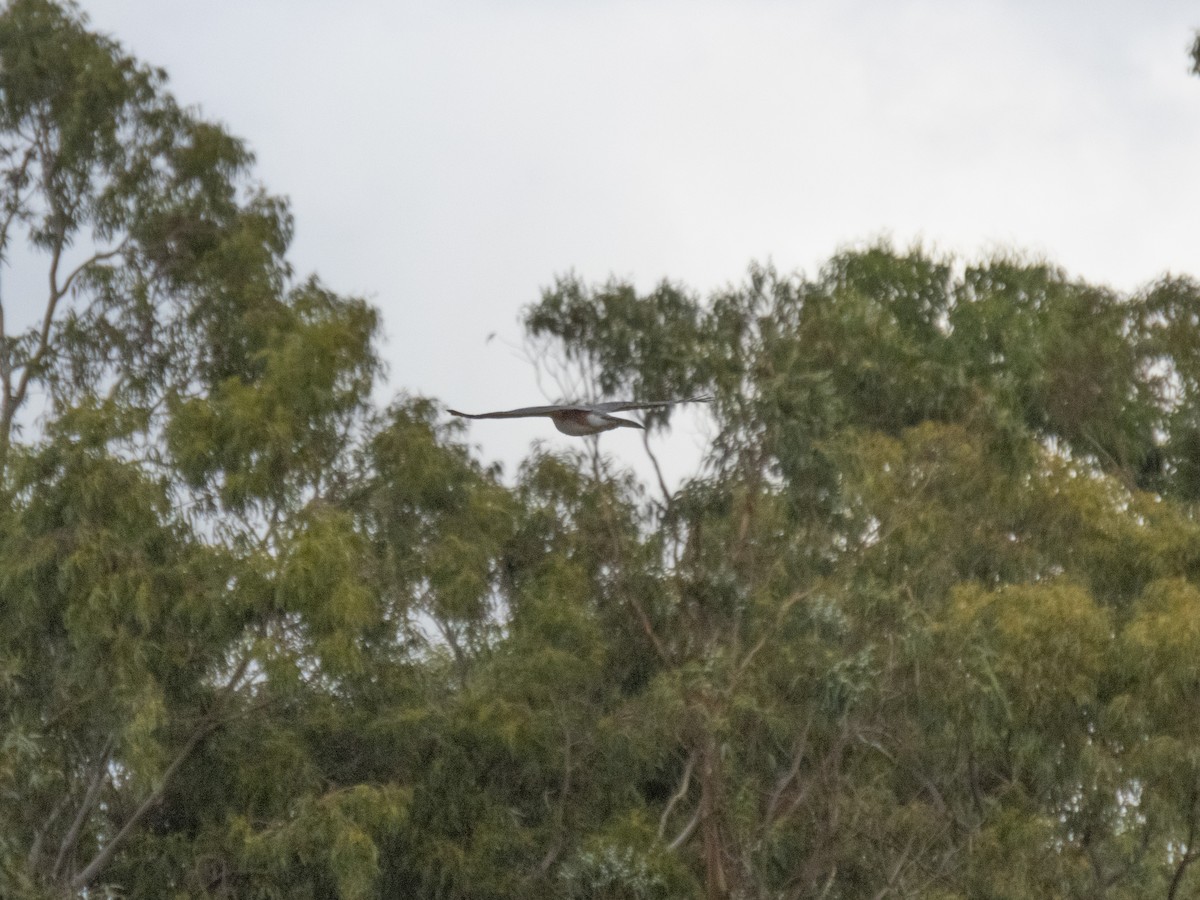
[448,396,711,436]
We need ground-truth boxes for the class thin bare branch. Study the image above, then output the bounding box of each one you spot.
[26,787,72,873]
[659,752,698,840]
[70,718,211,890]
[590,458,672,664]
[1168,783,1200,900]
[855,731,963,828]
[57,237,129,300]
[764,720,812,827]
[50,733,115,881]
[869,830,919,900]
[0,216,67,460]
[668,805,701,852]
[780,721,851,825]
[815,865,838,900]
[537,714,574,876]
[70,653,253,891]
[641,428,673,510]
[735,586,816,684]
[0,147,40,396]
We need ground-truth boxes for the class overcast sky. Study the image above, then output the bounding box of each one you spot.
[77,0,1200,481]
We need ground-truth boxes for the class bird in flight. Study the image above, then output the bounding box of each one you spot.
[448,396,711,436]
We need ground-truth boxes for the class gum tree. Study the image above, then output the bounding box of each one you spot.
[0,2,393,895]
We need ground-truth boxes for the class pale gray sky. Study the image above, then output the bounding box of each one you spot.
[78,0,1200,480]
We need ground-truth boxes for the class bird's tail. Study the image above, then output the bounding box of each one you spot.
[610,415,645,430]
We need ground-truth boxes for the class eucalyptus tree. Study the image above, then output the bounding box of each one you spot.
[0,1,397,896]
[519,246,1200,899]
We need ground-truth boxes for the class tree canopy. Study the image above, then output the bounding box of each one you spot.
[5,2,1200,898]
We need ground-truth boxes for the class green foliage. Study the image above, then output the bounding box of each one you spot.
[513,240,1200,899]
[228,784,411,900]
[560,814,698,899]
[8,5,1200,899]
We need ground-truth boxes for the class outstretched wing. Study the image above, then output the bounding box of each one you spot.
[447,404,582,419]
[449,396,712,419]
[590,395,713,413]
